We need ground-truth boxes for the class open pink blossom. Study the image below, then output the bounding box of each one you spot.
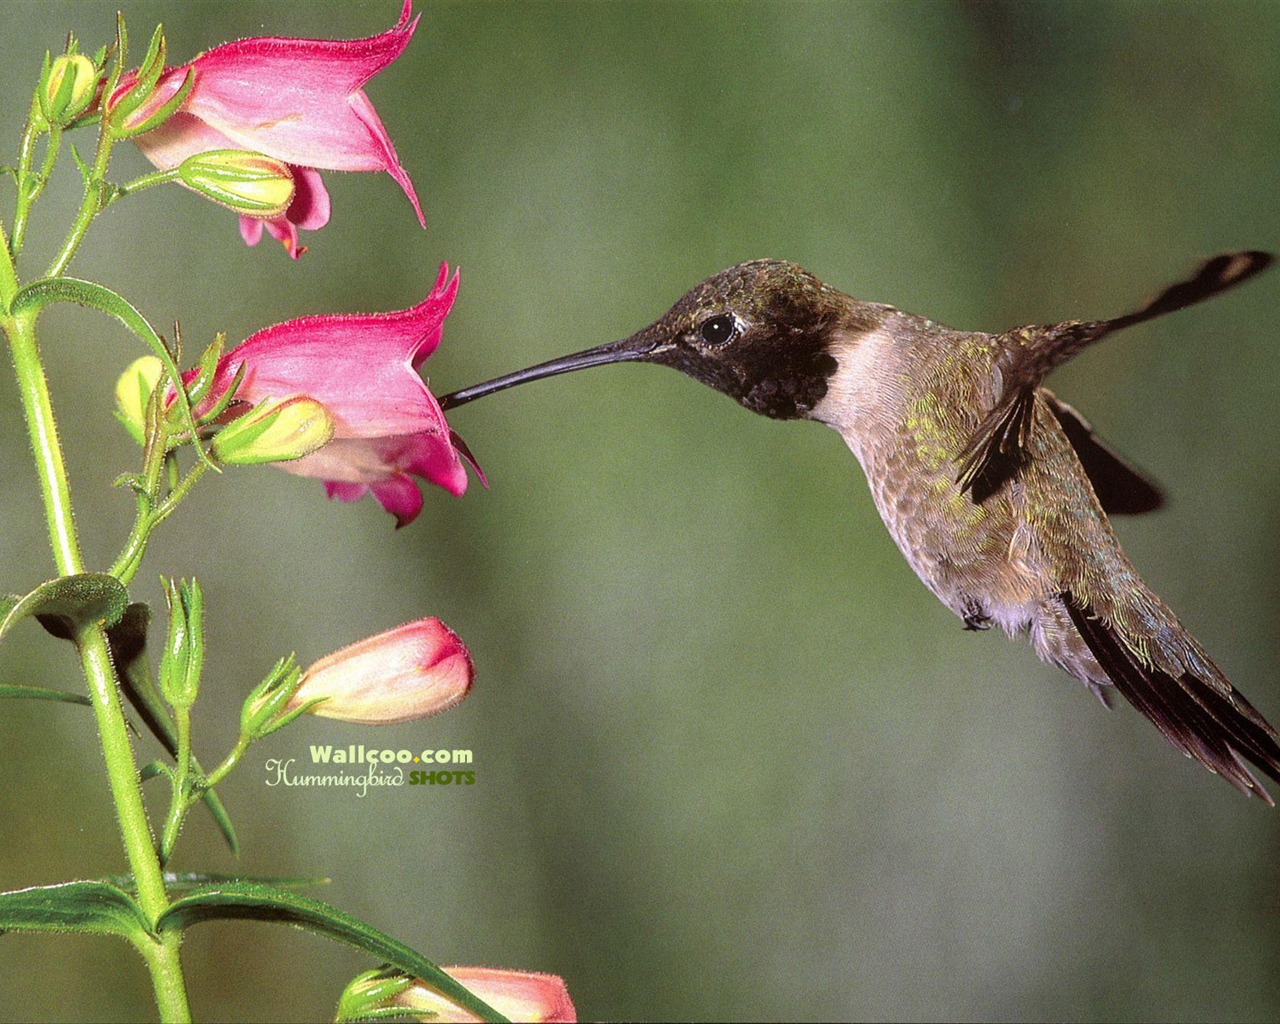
[287,619,472,724]
[202,263,472,525]
[119,1,424,257]
[395,968,577,1023]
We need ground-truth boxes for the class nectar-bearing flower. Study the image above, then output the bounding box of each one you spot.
[115,0,424,257]
[196,263,471,525]
[287,619,473,725]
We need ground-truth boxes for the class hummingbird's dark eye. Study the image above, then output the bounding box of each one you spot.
[698,314,737,346]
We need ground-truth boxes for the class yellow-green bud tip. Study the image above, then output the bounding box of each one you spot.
[114,355,164,446]
[40,54,98,126]
[212,395,334,465]
[177,150,295,218]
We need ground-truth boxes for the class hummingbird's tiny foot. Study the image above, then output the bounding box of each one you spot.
[962,601,992,631]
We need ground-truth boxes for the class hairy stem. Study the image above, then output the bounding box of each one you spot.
[4,310,191,1022]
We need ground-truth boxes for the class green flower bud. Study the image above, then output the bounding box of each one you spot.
[335,968,416,1024]
[158,579,204,711]
[177,150,295,217]
[114,356,164,446]
[211,396,333,466]
[241,655,309,741]
[38,53,98,127]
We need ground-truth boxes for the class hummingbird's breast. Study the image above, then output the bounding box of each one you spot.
[811,314,1051,629]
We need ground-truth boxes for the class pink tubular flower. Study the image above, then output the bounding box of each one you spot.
[287,619,473,725]
[395,968,577,1023]
[205,263,472,525]
[119,1,424,257]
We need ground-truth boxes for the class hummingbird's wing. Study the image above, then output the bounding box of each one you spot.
[1044,394,1163,516]
[956,251,1273,503]
[1062,590,1280,803]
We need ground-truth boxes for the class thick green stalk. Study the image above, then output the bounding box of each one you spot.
[4,310,191,1022]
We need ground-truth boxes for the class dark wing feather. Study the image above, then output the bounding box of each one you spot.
[957,251,1272,504]
[1046,396,1164,516]
[1064,591,1280,803]
[955,390,1035,504]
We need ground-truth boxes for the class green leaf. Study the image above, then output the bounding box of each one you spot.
[0,684,90,707]
[109,603,239,856]
[158,883,509,1023]
[105,872,330,895]
[0,880,151,941]
[0,573,129,643]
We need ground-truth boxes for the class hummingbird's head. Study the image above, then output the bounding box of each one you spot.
[439,260,889,421]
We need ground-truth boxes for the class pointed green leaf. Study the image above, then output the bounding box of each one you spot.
[109,603,239,855]
[0,573,128,643]
[105,872,329,895]
[0,684,91,707]
[0,880,151,940]
[158,883,508,1023]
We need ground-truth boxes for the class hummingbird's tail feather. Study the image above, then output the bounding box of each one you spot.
[1063,592,1280,803]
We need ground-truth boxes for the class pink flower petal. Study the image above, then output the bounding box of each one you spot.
[193,264,470,524]
[123,1,425,247]
[369,473,425,528]
[324,481,367,503]
[288,166,331,230]
[213,265,458,436]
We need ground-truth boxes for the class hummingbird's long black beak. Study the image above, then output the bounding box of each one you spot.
[438,330,661,411]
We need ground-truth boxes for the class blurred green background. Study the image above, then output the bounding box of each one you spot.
[2,1,1279,1020]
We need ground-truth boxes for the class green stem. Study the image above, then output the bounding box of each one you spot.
[0,217,19,310]
[111,460,210,585]
[117,167,179,196]
[9,107,42,259]
[3,310,191,1022]
[159,705,192,865]
[206,736,251,790]
[6,310,82,571]
[46,112,116,278]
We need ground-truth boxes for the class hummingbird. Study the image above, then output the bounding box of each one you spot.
[440,252,1279,801]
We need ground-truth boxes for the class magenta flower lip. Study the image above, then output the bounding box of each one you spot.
[121,0,425,257]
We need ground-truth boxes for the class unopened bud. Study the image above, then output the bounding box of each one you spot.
[336,968,416,1024]
[211,396,333,465]
[178,150,295,217]
[158,578,204,711]
[38,53,98,127]
[394,967,577,1023]
[115,356,164,445]
[288,619,473,726]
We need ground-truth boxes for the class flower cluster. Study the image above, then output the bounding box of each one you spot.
[119,0,424,257]
[60,3,582,1020]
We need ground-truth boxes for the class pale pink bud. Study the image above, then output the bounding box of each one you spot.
[288,619,472,725]
[395,967,577,1023]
